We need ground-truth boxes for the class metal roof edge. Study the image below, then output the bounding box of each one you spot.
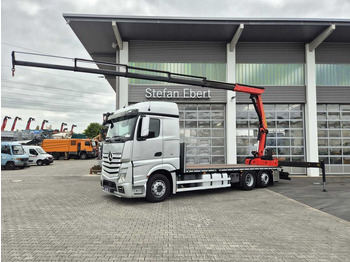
[62,13,350,25]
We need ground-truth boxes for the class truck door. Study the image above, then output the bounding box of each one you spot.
[77,142,81,153]
[28,148,38,164]
[1,144,11,166]
[132,117,163,185]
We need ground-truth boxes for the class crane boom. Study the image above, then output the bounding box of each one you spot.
[11,117,22,131]
[11,51,275,165]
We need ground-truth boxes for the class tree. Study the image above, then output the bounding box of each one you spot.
[83,122,103,138]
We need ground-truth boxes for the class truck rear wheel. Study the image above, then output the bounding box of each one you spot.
[240,171,256,190]
[80,152,88,160]
[5,162,15,170]
[256,171,270,188]
[52,153,59,160]
[146,174,170,203]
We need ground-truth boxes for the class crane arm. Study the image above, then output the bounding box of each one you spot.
[11,51,275,163]
[11,117,22,131]
[2,116,11,131]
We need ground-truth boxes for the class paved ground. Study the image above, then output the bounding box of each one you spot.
[2,160,350,261]
[269,176,350,222]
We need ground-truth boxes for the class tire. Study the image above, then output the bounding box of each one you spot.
[240,171,256,190]
[37,160,43,166]
[5,162,16,170]
[256,171,270,188]
[146,174,170,203]
[80,152,88,160]
[52,153,59,160]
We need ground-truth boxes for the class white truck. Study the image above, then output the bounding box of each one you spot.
[101,101,281,202]
[12,52,327,200]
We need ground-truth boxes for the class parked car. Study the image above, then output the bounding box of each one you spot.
[1,142,29,170]
[22,145,54,166]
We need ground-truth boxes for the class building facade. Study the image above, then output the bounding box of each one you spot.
[64,15,350,175]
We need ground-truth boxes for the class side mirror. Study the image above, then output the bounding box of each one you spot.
[140,116,150,138]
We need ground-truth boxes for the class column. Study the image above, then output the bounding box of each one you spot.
[117,41,129,109]
[226,44,237,164]
[305,44,319,176]
[115,49,120,109]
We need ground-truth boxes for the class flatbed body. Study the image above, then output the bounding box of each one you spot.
[184,164,279,173]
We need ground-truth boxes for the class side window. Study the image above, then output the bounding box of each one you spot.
[29,149,38,155]
[71,140,76,146]
[85,141,90,146]
[1,145,11,155]
[148,118,160,139]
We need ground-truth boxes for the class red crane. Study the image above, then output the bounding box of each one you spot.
[71,124,77,132]
[1,116,12,131]
[11,116,22,131]
[41,120,49,130]
[25,117,35,130]
[60,123,67,132]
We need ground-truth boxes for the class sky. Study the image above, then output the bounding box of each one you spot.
[1,0,350,133]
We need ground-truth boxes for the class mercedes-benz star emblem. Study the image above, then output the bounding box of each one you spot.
[108,152,113,163]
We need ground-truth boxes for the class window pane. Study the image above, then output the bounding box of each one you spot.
[318,139,328,146]
[317,64,350,86]
[236,64,304,86]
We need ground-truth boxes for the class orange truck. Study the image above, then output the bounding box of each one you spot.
[41,139,97,160]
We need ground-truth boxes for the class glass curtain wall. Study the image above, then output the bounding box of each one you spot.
[317,104,350,174]
[236,104,305,166]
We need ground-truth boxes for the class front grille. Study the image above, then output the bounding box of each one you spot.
[102,152,121,178]
[103,180,116,189]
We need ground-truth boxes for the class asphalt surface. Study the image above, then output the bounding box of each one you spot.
[269,176,350,222]
[2,160,350,261]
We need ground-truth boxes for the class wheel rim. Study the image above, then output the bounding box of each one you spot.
[260,172,269,184]
[151,180,166,198]
[245,173,254,187]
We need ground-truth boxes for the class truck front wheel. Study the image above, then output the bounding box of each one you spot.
[5,162,16,170]
[240,171,256,190]
[146,174,170,203]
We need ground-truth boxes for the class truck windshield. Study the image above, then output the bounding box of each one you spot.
[36,148,46,154]
[12,145,25,155]
[106,115,137,143]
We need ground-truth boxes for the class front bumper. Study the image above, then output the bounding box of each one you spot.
[15,161,29,167]
[100,178,145,198]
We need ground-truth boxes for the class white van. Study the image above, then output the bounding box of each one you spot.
[23,145,54,166]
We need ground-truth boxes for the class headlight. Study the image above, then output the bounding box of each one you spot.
[118,173,127,183]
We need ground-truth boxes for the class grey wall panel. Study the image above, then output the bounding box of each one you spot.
[316,43,350,63]
[317,86,350,103]
[129,84,227,103]
[129,41,226,63]
[236,86,306,103]
[236,43,305,63]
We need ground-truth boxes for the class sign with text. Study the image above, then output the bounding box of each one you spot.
[145,88,211,99]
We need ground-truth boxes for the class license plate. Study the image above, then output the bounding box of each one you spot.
[103,187,110,192]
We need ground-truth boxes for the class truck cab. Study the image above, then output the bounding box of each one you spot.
[101,102,180,201]
[1,142,29,170]
[22,145,54,166]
